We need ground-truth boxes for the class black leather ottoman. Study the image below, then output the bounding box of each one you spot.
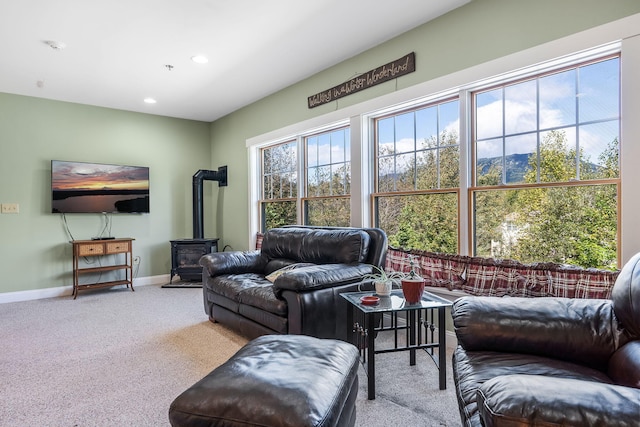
[169,334,360,427]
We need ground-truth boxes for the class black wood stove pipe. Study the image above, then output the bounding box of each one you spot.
[193,166,228,239]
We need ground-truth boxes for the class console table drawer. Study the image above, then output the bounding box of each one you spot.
[78,243,105,256]
[107,241,130,253]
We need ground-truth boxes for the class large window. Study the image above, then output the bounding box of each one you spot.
[250,39,628,270]
[304,127,351,226]
[373,99,460,253]
[472,56,620,269]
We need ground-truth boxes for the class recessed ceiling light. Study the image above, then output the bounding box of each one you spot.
[144,98,157,104]
[191,55,208,64]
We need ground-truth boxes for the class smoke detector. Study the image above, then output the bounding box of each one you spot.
[44,40,67,50]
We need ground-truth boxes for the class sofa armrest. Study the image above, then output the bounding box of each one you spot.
[452,296,625,369]
[477,375,640,427]
[273,264,371,293]
[199,251,266,277]
[281,281,365,341]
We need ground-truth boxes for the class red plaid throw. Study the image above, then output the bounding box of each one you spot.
[385,246,618,299]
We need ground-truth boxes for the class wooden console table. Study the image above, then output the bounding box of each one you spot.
[71,238,134,299]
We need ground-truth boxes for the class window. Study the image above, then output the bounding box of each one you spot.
[373,99,460,253]
[260,141,297,230]
[472,56,620,269]
[304,127,351,226]
[258,125,351,231]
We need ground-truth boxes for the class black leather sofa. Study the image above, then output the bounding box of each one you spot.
[451,252,640,427]
[200,226,387,341]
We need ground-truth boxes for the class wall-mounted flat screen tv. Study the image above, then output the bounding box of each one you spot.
[51,160,150,214]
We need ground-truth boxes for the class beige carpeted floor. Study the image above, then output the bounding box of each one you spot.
[0,284,461,426]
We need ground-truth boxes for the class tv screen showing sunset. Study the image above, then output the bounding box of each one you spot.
[51,161,150,213]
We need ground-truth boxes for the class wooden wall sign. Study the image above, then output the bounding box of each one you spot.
[308,52,415,109]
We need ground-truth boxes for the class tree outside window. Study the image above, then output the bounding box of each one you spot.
[473,56,620,269]
[304,127,351,226]
[260,141,297,231]
[374,99,460,253]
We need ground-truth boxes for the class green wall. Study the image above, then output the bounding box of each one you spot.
[0,93,211,295]
[3,0,640,297]
[209,0,640,251]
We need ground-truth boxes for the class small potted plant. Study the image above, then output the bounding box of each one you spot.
[362,265,405,296]
[400,255,425,304]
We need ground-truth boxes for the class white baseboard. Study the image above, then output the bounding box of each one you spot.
[0,274,171,304]
[134,274,171,288]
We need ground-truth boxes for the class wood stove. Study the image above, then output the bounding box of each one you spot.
[164,167,227,288]
[168,238,219,284]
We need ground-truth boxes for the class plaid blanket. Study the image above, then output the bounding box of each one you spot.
[385,247,619,299]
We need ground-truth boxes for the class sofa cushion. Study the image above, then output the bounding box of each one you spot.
[207,273,270,302]
[207,274,288,317]
[274,263,372,293]
[477,375,640,427]
[239,282,288,316]
[452,347,614,427]
[261,227,370,264]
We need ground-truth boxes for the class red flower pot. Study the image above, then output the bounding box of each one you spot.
[401,278,425,304]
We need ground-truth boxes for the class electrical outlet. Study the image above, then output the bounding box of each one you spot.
[1,203,19,214]
[133,256,141,265]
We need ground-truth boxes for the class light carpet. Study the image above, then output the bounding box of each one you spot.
[0,285,460,426]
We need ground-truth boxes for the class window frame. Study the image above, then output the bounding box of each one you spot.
[468,55,621,265]
[303,125,352,227]
[256,121,352,232]
[371,97,462,253]
[259,139,299,231]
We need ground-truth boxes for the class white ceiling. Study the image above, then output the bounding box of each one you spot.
[0,0,470,122]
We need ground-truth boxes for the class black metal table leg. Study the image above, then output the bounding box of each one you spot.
[438,306,447,390]
[409,310,417,366]
[366,312,376,399]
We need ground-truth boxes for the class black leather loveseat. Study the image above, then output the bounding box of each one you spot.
[200,226,387,341]
[451,252,640,427]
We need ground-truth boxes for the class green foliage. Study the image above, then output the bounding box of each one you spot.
[362,265,406,283]
[306,197,350,226]
[378,129,460,253]
[263,118,619,270]
[380,192,458,253]
[263,201,296,230]
[474,130,618,269]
